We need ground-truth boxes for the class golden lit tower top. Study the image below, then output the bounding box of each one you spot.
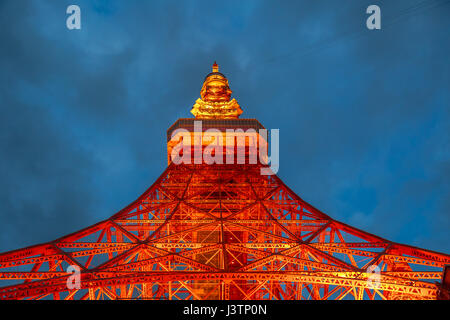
[191,62,243,119]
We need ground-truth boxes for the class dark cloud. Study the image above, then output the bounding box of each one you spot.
[0,0,448,253]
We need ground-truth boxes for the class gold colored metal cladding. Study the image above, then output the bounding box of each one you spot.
[191,62,243,119]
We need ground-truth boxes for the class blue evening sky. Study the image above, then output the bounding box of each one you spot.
[0,0,448,253]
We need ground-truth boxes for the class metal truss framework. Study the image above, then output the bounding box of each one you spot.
[0,163,449,300]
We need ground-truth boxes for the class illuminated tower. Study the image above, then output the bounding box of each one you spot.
[0,63,449,300]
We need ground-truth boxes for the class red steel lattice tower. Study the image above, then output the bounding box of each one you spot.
[0,63,449,300]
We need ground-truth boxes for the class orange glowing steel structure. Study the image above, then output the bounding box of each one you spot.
[0,63,449,300]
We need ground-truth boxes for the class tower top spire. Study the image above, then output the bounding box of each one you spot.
[190,63,243,119]
[212,61,219,73]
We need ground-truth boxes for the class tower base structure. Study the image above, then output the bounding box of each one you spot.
[0,163,449,300]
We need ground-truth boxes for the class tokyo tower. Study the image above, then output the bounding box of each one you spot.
[0,63,449,300]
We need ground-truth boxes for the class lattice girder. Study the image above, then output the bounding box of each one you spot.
[0,164,449,300]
